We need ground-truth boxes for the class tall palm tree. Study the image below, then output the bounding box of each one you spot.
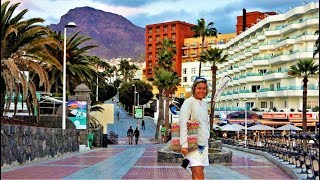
[153,38,177,139]
[1,1,60,116]
[154,68,178,139]
[164,71,180,132]
[118,58,138,82]
[191,18,218,77]
[200,48,228,134]
[45,31,97,95]
[288,59,319,151]
[88,56,111,102]
[314,30,319,57]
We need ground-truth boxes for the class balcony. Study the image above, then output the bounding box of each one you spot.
[239,45,245,50]
[245,51,253,57]
[244,41,251,47]
[190,44,198,48]
[239,54,246,60]
[244,61,253,68]
[182,54,189,58]
[252,58,269,66]
[251,48,260,54]
[257,86,319,98]
[250,38,258,44]
[257,34,266,40]
[182,45,189,49]
[190,53,197,57]
[259,43,275,51]
[264,29,281,36]
[263,70,288,81]
[245,72,263,82]
[234,48,240,53]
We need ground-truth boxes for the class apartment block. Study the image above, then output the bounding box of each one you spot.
[214,2,319,119]
[144,21,194,79]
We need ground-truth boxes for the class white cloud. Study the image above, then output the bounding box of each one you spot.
[141,0,239,16]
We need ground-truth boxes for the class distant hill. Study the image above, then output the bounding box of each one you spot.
[48,7,145,61]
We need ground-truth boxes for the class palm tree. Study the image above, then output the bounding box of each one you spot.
[118,58,138,82]
[45,31,97,95]
[1,1,60,116]
[88,56,111,102]
[153,38,177,139]
[288,59,319,151]
[164,72,180,132]
[314,30,319,57]
[191,18,218,77]
[200,48,228,134]
[154,68,178,139]
[156,38,176,70]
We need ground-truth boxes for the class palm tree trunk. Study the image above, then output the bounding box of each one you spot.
[164,91,170,135]
[198,37,205,77]
[210,66,217,137]
[155,89,164,139]
[302,76,308,151]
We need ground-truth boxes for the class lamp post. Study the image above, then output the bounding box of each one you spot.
[244,99,248,147]
[62,22,76,130]
[135,92,139,106]
[132,84,136,106]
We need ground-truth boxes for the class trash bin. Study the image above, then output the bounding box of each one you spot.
[102,134,108,147]
[88,133,94,148]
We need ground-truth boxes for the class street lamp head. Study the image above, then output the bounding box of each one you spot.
[65,22,76,28]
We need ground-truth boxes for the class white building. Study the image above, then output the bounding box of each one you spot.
[181,2,319,115]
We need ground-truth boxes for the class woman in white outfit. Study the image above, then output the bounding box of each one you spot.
[180,77,210,180]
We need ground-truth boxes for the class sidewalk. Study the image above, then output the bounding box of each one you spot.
[1,140,292,179]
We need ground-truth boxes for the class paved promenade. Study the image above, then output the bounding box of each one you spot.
[1,140,292,179]
[1,99,293,179]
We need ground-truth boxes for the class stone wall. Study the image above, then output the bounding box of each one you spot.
[1,124,79,166]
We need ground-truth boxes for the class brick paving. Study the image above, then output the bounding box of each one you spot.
[1,99,293,179]
[1,141,293,179]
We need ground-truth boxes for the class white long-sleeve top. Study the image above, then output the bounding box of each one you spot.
[179,96,210,148]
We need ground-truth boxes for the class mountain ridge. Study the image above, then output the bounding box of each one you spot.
[48,6,145,61]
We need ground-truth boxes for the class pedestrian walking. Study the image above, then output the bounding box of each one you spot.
[134,127,140,145]
[127,126,134,145]
[180,77,210,180]
[141,119,145,130]
[161,124,166,143]
[117,111,120,121]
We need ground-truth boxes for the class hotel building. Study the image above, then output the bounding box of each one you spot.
[144,21,194,79]
[181,2,319,126]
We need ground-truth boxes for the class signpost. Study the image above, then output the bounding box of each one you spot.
[134,105,144,129]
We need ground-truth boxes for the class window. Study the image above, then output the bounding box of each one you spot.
[191,68,196,74]
[277,82,280,89]
[284,101,287,108]
[183,77,187,82]
[261,102,267,108]
[289,49,294,54]
[258,69,267,75]
[183,68,187,74]
[251,85,261,92]
[277,67,281,72]
[270,102,274,109]
[270,84,274,91]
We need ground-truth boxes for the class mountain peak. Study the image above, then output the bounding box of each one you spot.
[48,6,145,60]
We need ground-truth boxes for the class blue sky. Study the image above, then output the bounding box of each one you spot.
[11,0,314,33]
